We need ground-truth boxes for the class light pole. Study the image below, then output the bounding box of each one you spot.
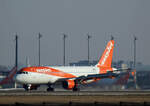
[133,36,138,89]
[87,34,92,65]
[15,35,18,68]
[38,33,42,66]
[15,34,18,88]
[134,36,137,68]
[63,34,67,66]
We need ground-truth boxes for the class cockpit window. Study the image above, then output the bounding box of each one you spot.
[16,71,21,74]
[17,71,28,74]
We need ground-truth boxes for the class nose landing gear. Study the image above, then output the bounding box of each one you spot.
[23,84,38,91]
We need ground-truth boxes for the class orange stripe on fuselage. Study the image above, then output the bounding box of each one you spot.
[21,66,76,78]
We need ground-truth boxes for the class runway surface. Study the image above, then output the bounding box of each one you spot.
[0,89,150,105]
[0,88,150,96]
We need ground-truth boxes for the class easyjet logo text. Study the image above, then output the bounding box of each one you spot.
[37,69,51,73]
[100,41,113,65]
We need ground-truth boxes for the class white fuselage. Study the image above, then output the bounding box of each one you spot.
[15,66,100,84]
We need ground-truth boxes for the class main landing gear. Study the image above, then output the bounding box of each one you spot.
[73,87,80,92]
[47,84,54,91]
[73,80,80,92]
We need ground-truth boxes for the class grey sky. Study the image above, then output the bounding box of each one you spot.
[0,0,150,66]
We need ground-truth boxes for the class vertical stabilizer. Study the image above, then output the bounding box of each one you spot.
[97,39,114,68]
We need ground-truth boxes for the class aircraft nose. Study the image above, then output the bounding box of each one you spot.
[14,74,24,84]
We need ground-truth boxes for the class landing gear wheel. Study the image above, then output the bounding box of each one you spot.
[47,87,54,91]
[47,83,54,92]
[25,88,29,91]
[23,84,30,91]
[73,87,80,92]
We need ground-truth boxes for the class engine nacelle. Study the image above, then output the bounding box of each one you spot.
[62,80,76,90]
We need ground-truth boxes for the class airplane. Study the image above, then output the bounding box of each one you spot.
[0,67,17,85]
[14,38,130,91]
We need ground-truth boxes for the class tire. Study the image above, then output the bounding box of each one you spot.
[73,87,80,92]
[47,87,54,92]
[23,84,29,91]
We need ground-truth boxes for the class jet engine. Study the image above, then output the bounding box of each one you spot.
[62,80,76,90]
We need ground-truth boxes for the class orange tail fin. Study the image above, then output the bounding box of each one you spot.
[97,39,114,68]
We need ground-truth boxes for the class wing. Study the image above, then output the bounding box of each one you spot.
[57,68,135,84]
[57,72,119,84]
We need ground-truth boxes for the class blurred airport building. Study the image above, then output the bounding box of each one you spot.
[0,65,15,88]
[69,60,143,69]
